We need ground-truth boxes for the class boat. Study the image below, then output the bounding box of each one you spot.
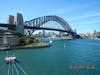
[3,52,28,75]
[5,56,16,63]
[49,40,53,44]
[5,52,17,63]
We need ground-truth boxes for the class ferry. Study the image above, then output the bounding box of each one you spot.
[5,52,17,63]
[5,56,16,63]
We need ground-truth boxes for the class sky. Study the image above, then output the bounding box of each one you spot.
[0,0,100,34]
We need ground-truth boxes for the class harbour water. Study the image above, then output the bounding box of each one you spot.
[0,39,100,75]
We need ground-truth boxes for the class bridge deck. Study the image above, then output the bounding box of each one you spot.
[0,23,74,34]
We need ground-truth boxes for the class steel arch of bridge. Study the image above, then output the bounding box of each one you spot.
[24,15,73,36]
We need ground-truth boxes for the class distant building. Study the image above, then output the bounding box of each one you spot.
[7,15,14,24]
[79,34,86,38]
[79,31,99,39]
[42,30,45,37]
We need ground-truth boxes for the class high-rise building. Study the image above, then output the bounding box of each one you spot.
[7,15,14,24]
[43,30,45,37]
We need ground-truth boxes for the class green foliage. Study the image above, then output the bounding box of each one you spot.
[19,36,36,45]
[25,42,49,47]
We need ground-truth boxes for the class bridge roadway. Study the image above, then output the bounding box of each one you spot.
[0,23,74,34]
[0,23,16,28]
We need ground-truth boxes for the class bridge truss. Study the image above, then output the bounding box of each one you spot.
[24,15,74,36]
[0,15,76,37]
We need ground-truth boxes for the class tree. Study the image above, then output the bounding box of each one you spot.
[19,36,35,45]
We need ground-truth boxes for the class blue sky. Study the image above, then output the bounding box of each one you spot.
[0,0,100,33]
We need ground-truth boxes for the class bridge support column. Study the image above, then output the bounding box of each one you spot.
[15,13,24,35]
[24,29,35,36]
[16,24,24,35]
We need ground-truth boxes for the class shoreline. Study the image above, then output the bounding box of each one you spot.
[0,43,50,51]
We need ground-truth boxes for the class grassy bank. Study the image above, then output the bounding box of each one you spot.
[25,42,49,47]
[0,42,50,51]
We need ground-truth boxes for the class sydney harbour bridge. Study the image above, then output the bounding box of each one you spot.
[0,15,77,38]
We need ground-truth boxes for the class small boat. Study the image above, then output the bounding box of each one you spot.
[5,52,17,64]
[5,56,16,62]
[49,40,53,44]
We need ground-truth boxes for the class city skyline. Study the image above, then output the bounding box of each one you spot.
[0,0,100,34]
